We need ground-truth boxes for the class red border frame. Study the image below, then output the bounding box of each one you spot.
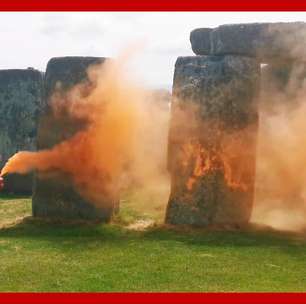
[1,2,306,303]
[1,292,306,303]
[0,0,305,11]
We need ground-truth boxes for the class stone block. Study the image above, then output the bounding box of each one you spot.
[166,55,260,226]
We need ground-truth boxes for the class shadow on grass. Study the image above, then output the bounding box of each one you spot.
[0,216,305,254]
[0,193,31,201]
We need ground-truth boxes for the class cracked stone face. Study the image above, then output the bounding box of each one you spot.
[166,55,260,226]
[0,69,43,194]
[32,57,119,222]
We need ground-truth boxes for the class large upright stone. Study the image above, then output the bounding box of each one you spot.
[190,22,306,63]
[166,56,260,226]
[0,69,43,193]
[32,56,117,221]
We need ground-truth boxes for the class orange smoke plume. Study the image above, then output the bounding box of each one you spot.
[252,62,306,232]
[252,100,306,232]
[1,57,144,206]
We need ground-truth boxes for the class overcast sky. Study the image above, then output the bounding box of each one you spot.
[1,12,306,89]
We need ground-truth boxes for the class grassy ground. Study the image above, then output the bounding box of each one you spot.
[1,193,306,291]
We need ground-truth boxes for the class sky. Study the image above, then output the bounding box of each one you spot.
[1,12,306,89]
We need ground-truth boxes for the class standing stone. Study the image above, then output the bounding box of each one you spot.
[0,69,43,193]
[32,56,118,221]
[166,56,260,226]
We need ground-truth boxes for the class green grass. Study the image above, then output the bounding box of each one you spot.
[1,193,306,291]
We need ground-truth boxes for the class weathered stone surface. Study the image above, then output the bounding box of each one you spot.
[190,28,213,57]
[166,55,260,226]
[190,22,306,63]
[0,69,43,193]
[32,56,118,222]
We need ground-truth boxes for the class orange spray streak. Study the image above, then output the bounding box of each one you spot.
[182,127,255,192]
